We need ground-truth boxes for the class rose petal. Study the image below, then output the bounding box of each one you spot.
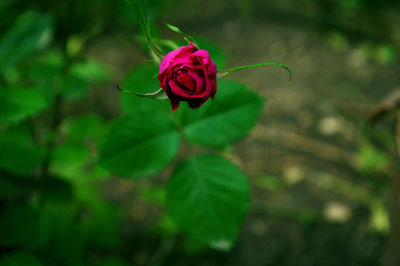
[176,71,196,93]
[168,80,193,98]
[192,49,218,77]
[210,79,217,98]
[175,63,203,70]
[162,83,180,111]
[186,69,205,94]
[159,44,197,75]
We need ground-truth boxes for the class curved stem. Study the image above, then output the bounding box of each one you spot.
[218,62,292,80]
[117,85,167,99]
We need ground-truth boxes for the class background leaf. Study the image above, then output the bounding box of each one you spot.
[61,72,89,100]
[0,124,45,174]
[0,252,42,266]
[0,178,23,199]
[167,154,250,248]
[0,11,52,75]
[51,142,91,176]
[177,79,264,147]
[26,51,63,103]
[62,114,107,145]
[0,87,47,123]
[121,64,170,115]
[70,60,109,82]
[0,204,50,249]
[0,169,73,202]
[100,113,180,179]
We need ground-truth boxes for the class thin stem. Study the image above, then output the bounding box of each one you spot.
[157,39,180,50]
[41,93,62,177]
[218,62,292,80]
[149,48,161,64]
[117,85,167,99]
[394,111,400,202]
[125,0,164,59]
[146,33,165,60]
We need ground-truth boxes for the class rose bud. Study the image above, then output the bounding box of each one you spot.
[157,43,217,111]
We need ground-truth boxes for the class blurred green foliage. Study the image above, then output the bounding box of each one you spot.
[0,0,265,263]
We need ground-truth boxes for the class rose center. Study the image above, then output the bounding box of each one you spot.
[176,71,196,93]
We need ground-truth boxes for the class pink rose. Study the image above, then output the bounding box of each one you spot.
[157,43,217,111]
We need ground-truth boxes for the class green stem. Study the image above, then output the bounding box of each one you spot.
[117,85,167,99]
[125,0,164,59]
[218,62,292,80]
[157,39,180,50]
[146,33,165,59]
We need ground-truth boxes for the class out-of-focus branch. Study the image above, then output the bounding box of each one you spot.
[41,22,104,177]
[397,111,400,159]
[369,89,400,266]
[369,89,400,200]
[369,89,400,125]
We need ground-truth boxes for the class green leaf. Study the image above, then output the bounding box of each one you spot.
[0,169,73,202]
[167,154,249,248]
[357,143,388,174]
[61,73,89,100]
[0,252,42,266]
[63,114,107,145]
[70,60,109,82]
[92,257,128,266]
[121,65,170,115]
[0,11,52,75]
[39,201,85,265]
[81,201,121,248]
[0,0,14,14]
[51,142,91,177]
[48,160,122,249]
[121,64,159,94]
[0,177,24,198]
[26,51,63,103]
[38,176,74,202]
[0,87,47,123]
[0,204,49,249]
[28,54,94,101]
[0,124,45,174]
[100,113,180,179]
[177,80,264,147]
